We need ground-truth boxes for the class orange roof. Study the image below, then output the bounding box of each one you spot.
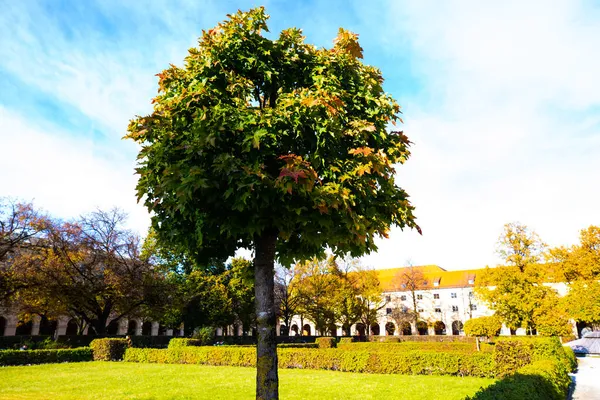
[377,265,487,292]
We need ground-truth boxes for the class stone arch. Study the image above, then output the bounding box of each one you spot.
[66,319,79,335]
[15,319,32,335]
[291,324,299,336]
[452,320,463,336]
[302,324,311,336]
[327,323,337,336]
[370,323,380,336]
[142,321,152,335]
[385,322,395,336]
[434,321,446,335]
[355,323,366,336]
[39,316,57,336]
[158,324,167,336]
[0,316,6,336]
[416,321,428,335]
[279,325,288,336]
[401,321,412,335]
[127,320,138,335]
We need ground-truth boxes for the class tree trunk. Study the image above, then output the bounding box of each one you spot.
[254,229,278,400]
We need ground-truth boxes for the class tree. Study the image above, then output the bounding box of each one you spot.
[355,268,384,335]
[393,265,426,329]
[464,316,502,351]
[17,209,163,334]
[0,199,49,304]
[477,223,550,334]
[274,265,299,335]
[125,7,418,398]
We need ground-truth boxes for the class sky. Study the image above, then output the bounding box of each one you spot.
[1,0,599,271]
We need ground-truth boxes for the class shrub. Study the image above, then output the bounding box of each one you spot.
[316,337,336,349]
[0,348,92,366]
[277,343,318,349]
[90,338,129,361]
[168,338,203,349]
[124,347,495,377]
[466,360,570,400]
[192,327,215,345]
[337,342,477,353]
[493,336,576,375]
[338,337,354,344]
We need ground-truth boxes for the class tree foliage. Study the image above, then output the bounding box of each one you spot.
[464,316,502,339]
[393,265,426,327]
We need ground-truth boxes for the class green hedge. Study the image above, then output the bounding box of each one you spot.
[370,335,476,343]
[493,336,576,376]
[337,342,477,353]
[316,337,336,349]
[168,338,203,349]
[90,338,129,361]
[466,360,570,400]
[0,348,93,366]
[124,347,495,377]
[338,337,354,345]
[277,343,318,349]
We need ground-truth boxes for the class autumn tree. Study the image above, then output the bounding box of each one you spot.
[17,209,164,335]
[464,315,502,350]
[0,199,49,304]
[331,258,364,336]
[393,265,426,329]
[355,268,385,335]
[477,223,553,334]
[125,8,418,398]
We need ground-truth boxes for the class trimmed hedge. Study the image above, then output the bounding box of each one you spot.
[90,338,129,361]
[316,337,336,349]
[278,343,318,349]
[0,335,53,350]
[168,338,203,349]
[370,335,476,343]
[0,347,93,366]
[124,347,495,377]
[466,360,570,400]
[337,342,477,353]
[338,337,354,345]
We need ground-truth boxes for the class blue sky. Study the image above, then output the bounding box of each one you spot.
[1,0,600,270]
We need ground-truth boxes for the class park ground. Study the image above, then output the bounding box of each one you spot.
[0,362,495,400]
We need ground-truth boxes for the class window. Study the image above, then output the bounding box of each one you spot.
[417,308,424,313]
[468,292,474,298]
[417,294,423,300]
[451,292,457,299]
[423,281,428,286]
[468,278,474,285]
[470,304,477,311]
[400,295,407,301]
[401,283,406,289]
[434,307,441,313]
[452,305,459,312]
[433,293,440,299]
[385,295,391,303]
[386,308,392,315]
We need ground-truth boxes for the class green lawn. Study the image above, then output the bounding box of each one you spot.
[0,362,495,400]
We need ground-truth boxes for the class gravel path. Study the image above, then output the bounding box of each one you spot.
[570,356,600,400]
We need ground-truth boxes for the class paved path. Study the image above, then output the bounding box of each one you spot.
[570,356,600,400]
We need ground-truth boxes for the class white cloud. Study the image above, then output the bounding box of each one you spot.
[0,106,150,234]
[362,0,600,270]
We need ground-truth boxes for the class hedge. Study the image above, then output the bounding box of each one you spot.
[493,336,576,376]
[168,338,203,349]
[466,359,570,400]
[0,348,93,366]
[90,338,129,361]
[316,337,336,349]
[277,343,318,349]
[337,342,477,353]
[370,335,476,343]
[124,347,495,377]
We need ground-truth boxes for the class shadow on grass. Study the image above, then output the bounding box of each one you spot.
[466,372,566,400]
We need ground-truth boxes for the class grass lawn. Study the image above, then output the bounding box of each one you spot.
[0,362,495,400]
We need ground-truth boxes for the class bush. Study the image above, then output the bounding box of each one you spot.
[90,338,129,361]
[0,335,53,350]
[0,347,92,366]
[124,347,495,377]
[277,343,318,349]
[316,337,336,349]
[493,336,576,375]
[168,338,203,349]
[466,360,570,400]
[338,337,354,344]
[193,327,215,345]
[337,342,477,353]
